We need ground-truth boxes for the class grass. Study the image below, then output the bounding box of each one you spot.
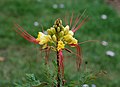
[0,0,120,86]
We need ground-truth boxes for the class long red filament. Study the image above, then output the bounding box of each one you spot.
[59,50,64,78]
[72,16,88,33]
[70,44,82,70]
[71,14,80,30]
[14,24,39,44]
[70,12,74,27]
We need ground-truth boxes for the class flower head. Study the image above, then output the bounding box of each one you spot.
[35,19,80,51]
[15,12,88,71]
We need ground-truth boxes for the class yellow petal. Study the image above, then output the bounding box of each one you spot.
[57,40,65,51]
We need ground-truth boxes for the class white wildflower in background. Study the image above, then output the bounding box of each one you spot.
[91,84,96,87]
[101,41,108,46]
[52,4,58,9]
[106,50,115,57]
[59,3,65,8]
[101,14,107,20]
[34,21,39,26]
[82,84,89,87]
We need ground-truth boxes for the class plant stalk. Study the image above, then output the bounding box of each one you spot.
[57,51,60,87]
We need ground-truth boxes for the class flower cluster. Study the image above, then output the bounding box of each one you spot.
[14,13,88,77]
[14,14,88,86]
[36,18,78,51]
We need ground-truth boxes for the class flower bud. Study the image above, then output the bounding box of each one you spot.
[65,25,69,30]
[59,20,62,25]
[68,31,74,36]
[50,27,56,34]
[54,18,62,26]
[42,44,47,49]
[60,25,64,31]
[63,35,72,41]
[64,25,69,35]
[72,38,78,44]
[67,39,73,43]
[54,19,59,25]
[47,29,52,35]
[69,38,78,44]
[53,25,57,28]
[52,35,57,42]
[48,35,52,40]
[59,31,64,37]
[57,27,60,32]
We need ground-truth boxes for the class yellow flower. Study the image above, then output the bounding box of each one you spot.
[63,34,73,43]
[36,19,78,49]
[39,35,51,45]
[36,32,51,45]
[57,40,65,51]
[63,34,78,44]
[69,38,78,44]
[36,32,44,41]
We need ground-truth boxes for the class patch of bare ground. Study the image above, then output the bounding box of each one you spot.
[106,0,120,14]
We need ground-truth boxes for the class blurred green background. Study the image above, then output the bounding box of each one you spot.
[0,0,120,87]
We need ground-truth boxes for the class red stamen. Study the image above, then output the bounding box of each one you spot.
[70,44,82,70]
[64,12,69,25]
[14,24,39,44]
[72,16,88,33]
[71,9,87,32]
[71,14,81,30]
[70,12,74,27]
[59,50,64,78]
